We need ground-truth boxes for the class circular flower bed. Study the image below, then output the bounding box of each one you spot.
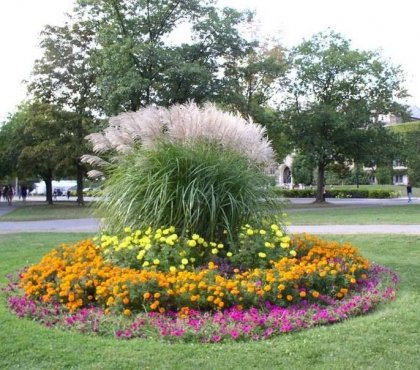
[5,230,399,343]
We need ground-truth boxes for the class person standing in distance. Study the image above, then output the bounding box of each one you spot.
[407,182,413,203]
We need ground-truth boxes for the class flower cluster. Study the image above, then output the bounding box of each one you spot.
[8,264,399,343]
[20,234,370,314]
[98,221,292,272]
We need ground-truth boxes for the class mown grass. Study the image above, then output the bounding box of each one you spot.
[0,232,419,369]
[0,202,97,221]
[286,204,420,225]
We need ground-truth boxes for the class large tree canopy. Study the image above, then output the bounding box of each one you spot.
[281,30,407,202]
[28,19,101,204]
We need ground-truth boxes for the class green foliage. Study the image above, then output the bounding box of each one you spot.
[273,188,397,199]
[375,165,393,185]
[291,154,315,185]
[281,30,407,202]
[99,141,278,241]
[391,123,420,186]
[28,19,102,204]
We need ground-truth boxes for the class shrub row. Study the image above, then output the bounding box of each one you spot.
[273,188,400,199]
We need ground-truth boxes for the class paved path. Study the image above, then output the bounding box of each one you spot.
[0,218,419,235]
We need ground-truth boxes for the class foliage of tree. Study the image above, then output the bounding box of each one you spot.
[74,1,289,131]
[281,30,407,202]
[27,19,101,204]
[0,102,81,204]
[291,154,314,186]
[391,122,420,186]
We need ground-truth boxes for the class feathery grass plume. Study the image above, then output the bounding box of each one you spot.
[84,102,280,240]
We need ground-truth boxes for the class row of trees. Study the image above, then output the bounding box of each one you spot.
[0,0,409,203]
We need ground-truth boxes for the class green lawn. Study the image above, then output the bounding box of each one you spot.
[1,233,419,369]
[286,204,420,225]
[0,202,97,221]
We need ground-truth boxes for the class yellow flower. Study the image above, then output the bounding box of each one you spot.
[153,259,160,265]
[181,258,189,265]
[187,240,197,247]
[259,229,267,235]
[289,250,297,257]
[217,243,224,249]
[258,252,267,258]
[142,261,150,267]
[227,252,233,257]
[169,266,177,272]
[246,229,254,236]
[211,248,218,255]
[124,227,132,233]
[192,234,200,240]
[136,250,146,260]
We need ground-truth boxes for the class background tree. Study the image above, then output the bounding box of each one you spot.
[1,102,77,204]
[391,122,420,186]
[281,30,407,202]
[28,19,100,204]
[291,153,314,186]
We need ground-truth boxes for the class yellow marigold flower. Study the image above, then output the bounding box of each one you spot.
[246,229,254,236]
[142,261,150,267]
[258,252,267,258]
[187,239,197,247]
[153,259,160,265]
[271,224,279,231]
[123,297,130,305]
[181,258,189,265]
[123,309,131,316]
[275,230,283,237]
[259,229,267,235]
[312,290,320,298]
[154,292,161,299]
[281,242,289,249]
[197,237,205,244]
[217,243,224,249]
[169,266,177,272]
[281,236,291,243]
[137,250,146,260]
[192,234,200,240]
[227,252,233,257]
[278,284,286,291]
[289,250,297,257]
[143,292,151,299]
[299,291,306,298]
[286,294,293,301]
[211,248,218,255]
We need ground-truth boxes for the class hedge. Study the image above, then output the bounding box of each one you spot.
[272,188,399,199]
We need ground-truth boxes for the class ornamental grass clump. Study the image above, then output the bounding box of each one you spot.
[82,102,278,240]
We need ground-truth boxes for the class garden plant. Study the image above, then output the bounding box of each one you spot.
[5,103,398,343]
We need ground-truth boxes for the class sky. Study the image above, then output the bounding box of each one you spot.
[1,0,419,122]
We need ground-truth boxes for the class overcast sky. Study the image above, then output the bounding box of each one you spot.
[1,0,419,122]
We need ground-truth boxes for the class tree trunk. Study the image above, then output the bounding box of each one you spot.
[76,162,85,206]
[315,162,326,203]
[44,171,53,205]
